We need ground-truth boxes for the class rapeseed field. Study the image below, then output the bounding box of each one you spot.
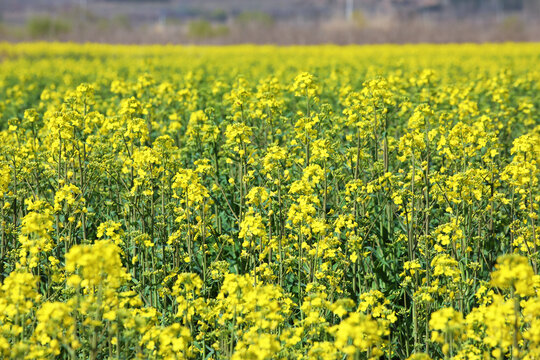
[0,42,539,359]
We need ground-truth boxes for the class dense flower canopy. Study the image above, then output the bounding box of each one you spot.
[0,43,539,359]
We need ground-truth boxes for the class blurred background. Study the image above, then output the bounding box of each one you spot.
[0,0,539,44]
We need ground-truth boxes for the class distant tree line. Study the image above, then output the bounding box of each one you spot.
[343,0,540,18]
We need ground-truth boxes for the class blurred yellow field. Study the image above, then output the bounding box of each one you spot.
[0,42,539,359]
